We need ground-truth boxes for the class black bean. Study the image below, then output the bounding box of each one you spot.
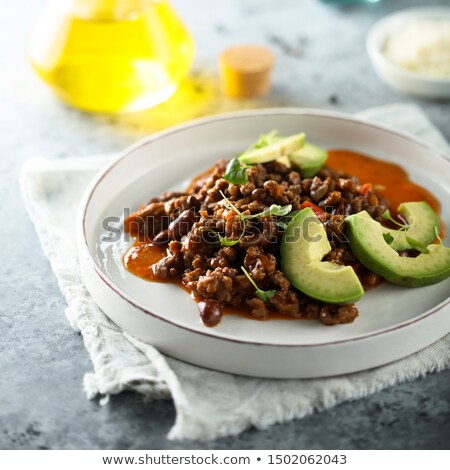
[186,195,201,211]
[251,188,270,203]
[168,209,196,241]
[198,300,222,327]
[152,230,169,245]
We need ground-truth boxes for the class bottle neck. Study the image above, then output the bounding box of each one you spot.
[72,0,163,20]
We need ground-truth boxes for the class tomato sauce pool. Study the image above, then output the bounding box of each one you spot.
[123,149,442,319]
[326,150,440,215]
[123,242,167,282]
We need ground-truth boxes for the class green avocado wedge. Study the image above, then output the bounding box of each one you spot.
[346,211,450,287]
[239,133,305,164]
[382,202,439,251]
[238,131,328,177]
[281,208,364,304]
[289,142,328,178]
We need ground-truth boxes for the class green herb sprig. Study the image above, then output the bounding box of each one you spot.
[201,227,243,247]
[223,159,251,185]
[244,204,293,220]
[406,236,430,254]
[383,233,394,245]
[219,190,292,222]
[434,226,443,247]
[241,266,276,301]
[276,210,300,230]
[382,209,409,230]
[217,234,242,247]
[219,189,242,215]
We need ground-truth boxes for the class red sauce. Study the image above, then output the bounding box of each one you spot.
[123,241,191,294]
[123,242,167,282]
[123,149,443,321]
[327,150,440,216]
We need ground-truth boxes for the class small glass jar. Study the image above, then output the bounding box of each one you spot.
[28,0,194,113]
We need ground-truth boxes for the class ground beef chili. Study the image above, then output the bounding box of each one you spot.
[124,156,392,327]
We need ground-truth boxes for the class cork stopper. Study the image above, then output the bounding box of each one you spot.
[219,45,274,98]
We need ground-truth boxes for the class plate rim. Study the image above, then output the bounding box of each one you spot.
[76,107,450,349]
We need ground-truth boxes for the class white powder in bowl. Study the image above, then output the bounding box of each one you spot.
[384,19,450,79]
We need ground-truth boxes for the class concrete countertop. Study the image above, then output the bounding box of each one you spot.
[1,0,449,449]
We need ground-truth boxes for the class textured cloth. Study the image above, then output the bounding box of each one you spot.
[20,105,450,441]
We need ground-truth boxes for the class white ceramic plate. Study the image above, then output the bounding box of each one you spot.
[77,109,450,378]
[367,7,450,98]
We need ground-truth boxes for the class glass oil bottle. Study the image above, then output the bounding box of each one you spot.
[28,0,194,113]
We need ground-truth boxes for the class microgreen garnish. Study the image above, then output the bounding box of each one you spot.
[276,220,289,230]
[201,227,243,247]
[218,235,242,247]
[249,130,280,149]
[383,233,394,245]
[244,204,293,220]
[382,209,408,230]
[219,190,242,216]
[219,190,291,222]
[406,236,430,254]
[223,159,251,185]
[434,226,443,247]
[276,210,300,230]
[240,266,276,301]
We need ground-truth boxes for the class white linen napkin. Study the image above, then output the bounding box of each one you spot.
[20,104,450,441]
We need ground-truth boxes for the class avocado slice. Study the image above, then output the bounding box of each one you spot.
[281,208,364,304]
[239,133,305,164]
[276,155,292,168]
[289,142,328,177]
[382,202,439,251]
[346,211,450,287]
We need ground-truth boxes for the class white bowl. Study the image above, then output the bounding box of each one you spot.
[367,7,450,98]
[77,108,450,379]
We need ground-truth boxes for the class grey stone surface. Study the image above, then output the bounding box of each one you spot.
[0,0,449,450]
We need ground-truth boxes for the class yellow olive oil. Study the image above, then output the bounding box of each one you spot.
[29,0,194,113]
